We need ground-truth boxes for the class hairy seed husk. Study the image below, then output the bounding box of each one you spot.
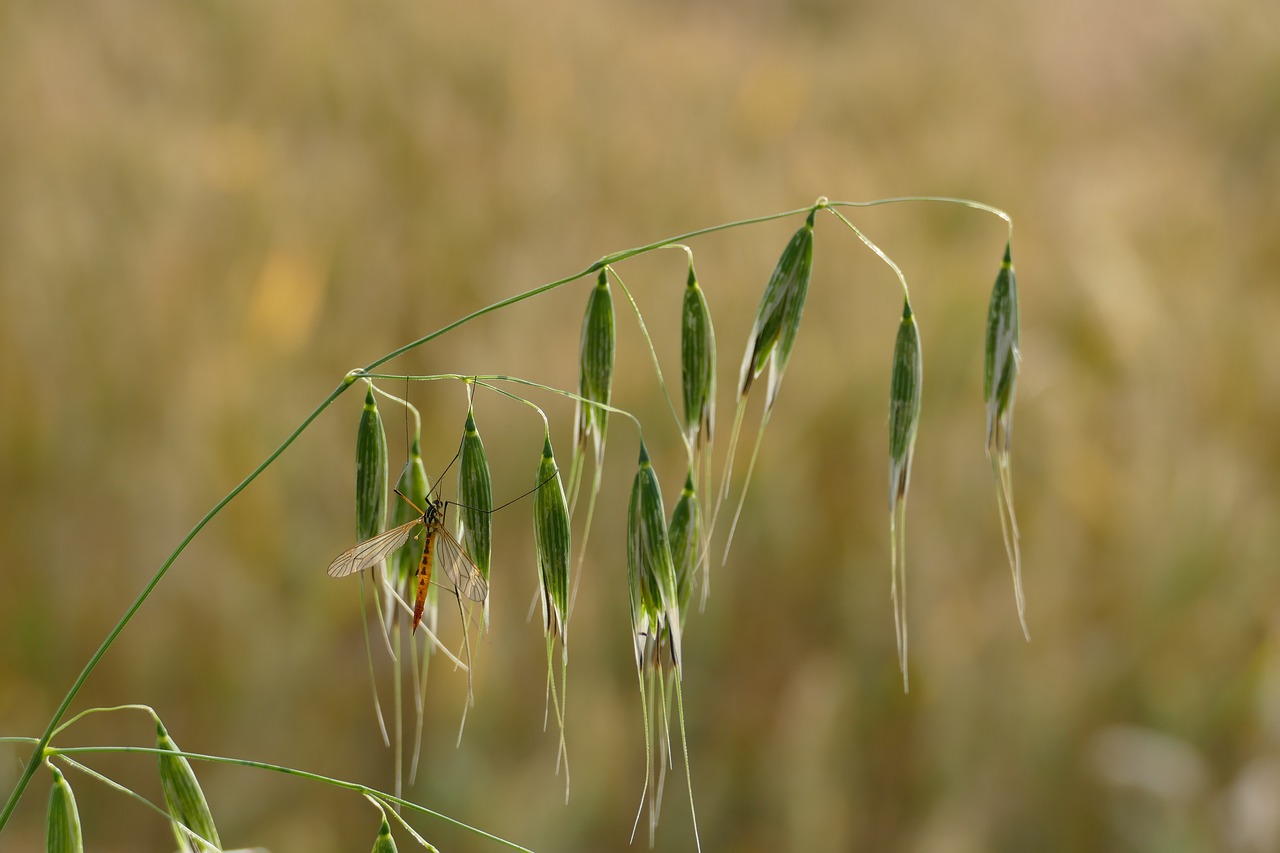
[45,766,83,853]
[157,722,222,853]
[355,385,389,543]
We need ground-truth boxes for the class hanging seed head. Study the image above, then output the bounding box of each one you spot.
[457,407,493,585]
[355,385,389,543]
[681,261,716,449]
[626,441,683,673]
[533,431,571,643]
[984,242,1020,451]
[387,437,431,591]
[889,300,924,504]
[156,721,222,853]
[45,766,83,853]
[738,210,816,410]
[370,817,399,853]
[668,468,700,619]
[573,270,616,466]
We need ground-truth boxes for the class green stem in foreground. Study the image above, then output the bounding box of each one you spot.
[46,746,535,853]
[0,378,352,830]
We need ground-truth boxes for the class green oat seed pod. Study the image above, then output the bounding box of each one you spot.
[370,817,398,853]
[888,299,923,693]
[984,242,1020,449]
[157,721,222,853]
[45,765,83,853]
[680,261,716,449]
[387,437,431,592]
[533,431,571,643]
[457,406,493,585]
[627,441,683,674]
[574,270,616,467]
[738,210,815,411]
[355,384,389,544]
[984,242,1028,639]
[668,468,700,620]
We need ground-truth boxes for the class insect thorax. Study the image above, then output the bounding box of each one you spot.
[425,498,446,526]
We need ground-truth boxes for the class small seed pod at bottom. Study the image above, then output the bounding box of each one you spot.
[532,431,571,643]
[370,817,399,853]
[45,765,83,853]
[157,721,222,853]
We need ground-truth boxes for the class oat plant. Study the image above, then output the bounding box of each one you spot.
[1,197,1025,852]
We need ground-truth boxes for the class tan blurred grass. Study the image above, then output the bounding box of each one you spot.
[3,0,1280,850]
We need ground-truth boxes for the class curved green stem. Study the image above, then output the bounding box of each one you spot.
[826,209,912,302]
[827,196,1013,244]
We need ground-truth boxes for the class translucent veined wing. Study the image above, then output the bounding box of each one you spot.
[327,519,421,578]
[433,525,489,603]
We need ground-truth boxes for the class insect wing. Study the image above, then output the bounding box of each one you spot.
[435,526,489,603]
[327,519,421,578]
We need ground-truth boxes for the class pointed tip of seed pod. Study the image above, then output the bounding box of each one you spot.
[465,408,477,432]
[901,299,913,320]
[542,433,554,458]
[805,208,817,227]
[683,468,695,492]
[156,720,168,740]
[637,440,650,465]
[364,385,376,407]
[1003,241,1012,265]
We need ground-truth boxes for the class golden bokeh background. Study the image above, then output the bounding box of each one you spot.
[3,0,1279,850]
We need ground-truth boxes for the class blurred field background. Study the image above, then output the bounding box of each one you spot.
[3,0,1279,850]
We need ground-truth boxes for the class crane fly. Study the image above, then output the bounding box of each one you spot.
[327,495,488,632]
